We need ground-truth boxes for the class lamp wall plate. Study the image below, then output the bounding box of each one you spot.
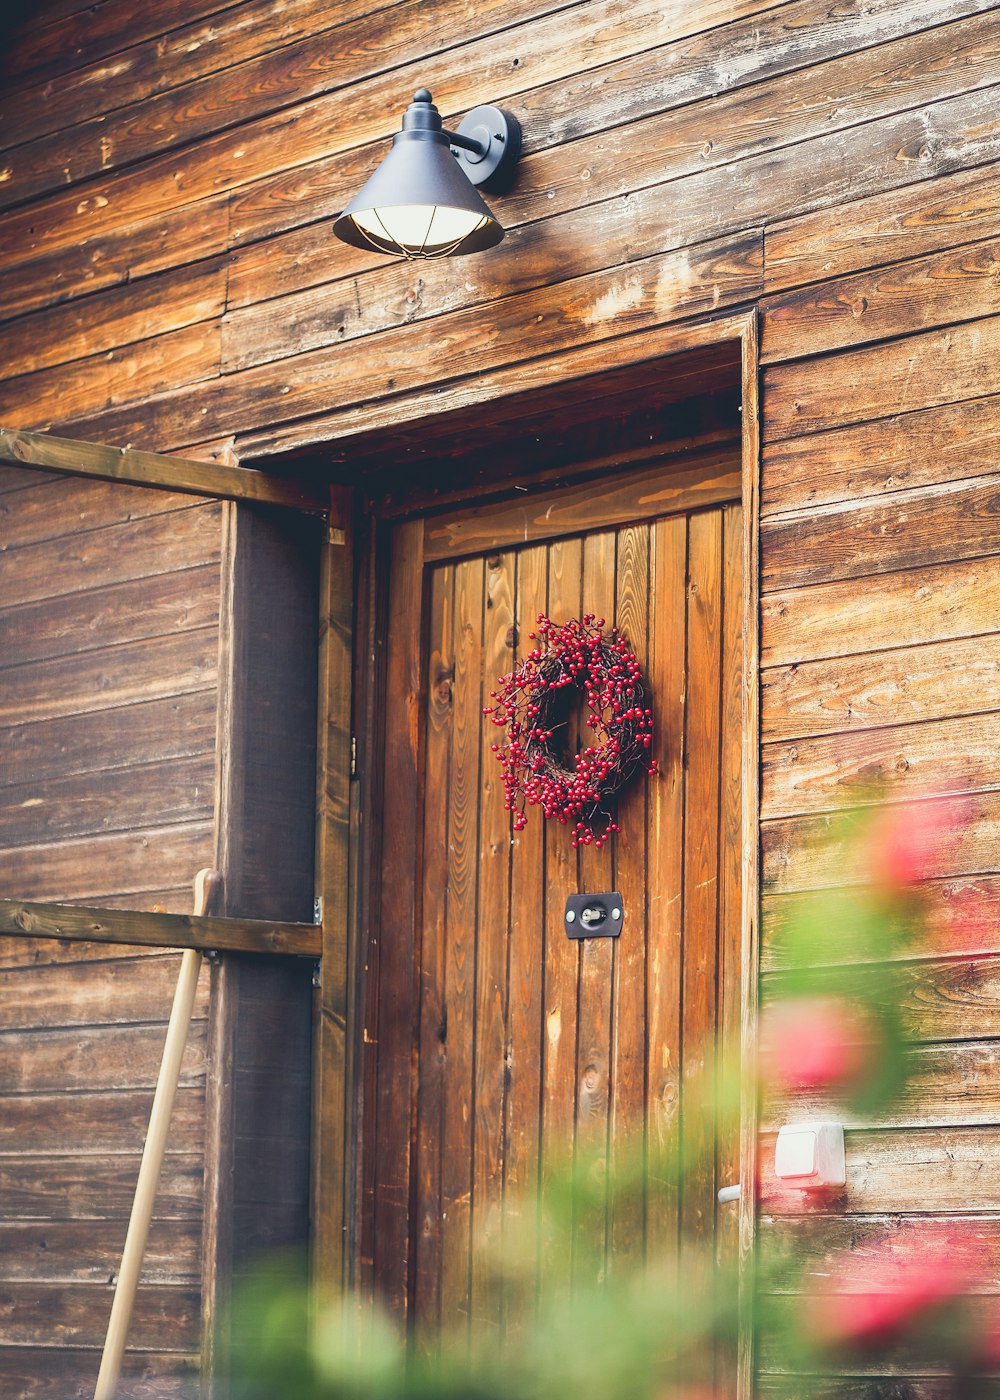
[773,1122,846,1188]
[565,892,623,940]
[452,105,522,194]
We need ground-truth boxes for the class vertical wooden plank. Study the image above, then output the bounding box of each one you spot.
[681,509,724,1259]
[738,313,762,1400]
[501,545,547,1321]
[539,537,582,1299]
[646,515,688,1267]
[439,556,485,1334]
[717,503,744,1264]
[313,488,354,1297]
[471,551,515,1333]
[354,514,383,1308]
[372,519,425,1322]
[609,523,650,1269]
[413,564,455,1339]
[717,501,744,1396]
[574,531,617,1288]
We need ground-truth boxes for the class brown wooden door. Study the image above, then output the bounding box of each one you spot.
[364,446,744,1344]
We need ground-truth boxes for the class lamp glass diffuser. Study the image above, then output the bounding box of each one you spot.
[333,91,519,259]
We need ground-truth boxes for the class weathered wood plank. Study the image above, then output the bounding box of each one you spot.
[0,0,245,88]
[0,1219,201,1284]
[501,545,547,1309]
[0,1021,207,1094]
[0,565,221,669]
[762,711,1000,820]
[0,822,215,905]
[765,156,1000,293]
[0,0,396,149]
[471,550,514,1326]
[0,1153,203,1219]
[0,0,783,254]
[0,500,223,611]
[0,260,226,382]
[0,627,219,726]
[64,232,762,452]
[0,1087,205,1155]
[311,503,354,1296]
[646,515,687,1262]
[762,633,1000,743]
[2,691,218,790]
[0,1282,200,1350]
[1,0,979,325]
[0,899,321,958]
[0,324,221,431]
[0,474,202,549]
[0,428,327,515]
[609,522,650,1267]
[226,4,1000,314]
[371,520,425,1320]
[681,509,723,1256]
[424,449,740,562]
[761,553,1000,668]
[762,791,1000,896]
[761,1212,1000,1291]
[717,502,744,1274]
[762,234,1000,363]
[0,1346,198,1400]
[0,0,606,210]
[233,317,748,466]
[764,1040,1000,1131]
[573,531,617,1287]
[0,755,216,850]
[762,952,1000,1045]
[413,563,454,1337]
[438,555,484,1332]
[539,537,583,1301]
[757,1376,965,1399]
[761,393,1000,516]
[0,953,209,1030]
[764,315,1000,441]
[762,475,1000,590]
[762,873,1000,970]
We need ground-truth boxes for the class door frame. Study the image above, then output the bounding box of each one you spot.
[322,309,761,1395]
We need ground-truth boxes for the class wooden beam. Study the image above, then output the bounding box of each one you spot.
[311,487,355,1293]
[0,426,329,516]
[0,899,321,958]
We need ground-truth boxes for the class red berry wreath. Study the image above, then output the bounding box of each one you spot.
[484,613,656,848]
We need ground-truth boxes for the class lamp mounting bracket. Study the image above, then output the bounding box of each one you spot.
[449,105,522,195]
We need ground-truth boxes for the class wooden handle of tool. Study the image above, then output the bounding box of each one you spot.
[94,869,222,1400]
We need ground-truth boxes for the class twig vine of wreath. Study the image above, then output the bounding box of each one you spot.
[483,613,656,848]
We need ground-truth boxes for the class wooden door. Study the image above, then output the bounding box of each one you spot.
[363,445,744,1345]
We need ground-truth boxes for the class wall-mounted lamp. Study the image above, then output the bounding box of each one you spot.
[333,89,521,259]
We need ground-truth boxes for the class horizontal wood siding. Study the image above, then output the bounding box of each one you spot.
[4,0,1000,1393]
[0,468,222,1395]
[755,35,1000,1384]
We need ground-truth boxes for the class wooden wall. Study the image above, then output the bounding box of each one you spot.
[3,0,1000,1393]
[0,466,221,1395]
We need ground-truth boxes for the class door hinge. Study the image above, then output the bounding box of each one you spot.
[351,735,357,777]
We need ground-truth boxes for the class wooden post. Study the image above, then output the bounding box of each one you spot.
[94,869,222,1400]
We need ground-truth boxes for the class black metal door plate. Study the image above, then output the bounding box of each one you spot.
[564,892,624,939]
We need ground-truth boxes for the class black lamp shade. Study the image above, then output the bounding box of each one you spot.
[333,93,509,258]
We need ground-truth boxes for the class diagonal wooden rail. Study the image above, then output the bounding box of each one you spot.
[94,869,222,1400]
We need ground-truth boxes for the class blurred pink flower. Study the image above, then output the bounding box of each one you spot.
[760,995,876,1095]
[864,799,966,892]
[803,1234,972,1357]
